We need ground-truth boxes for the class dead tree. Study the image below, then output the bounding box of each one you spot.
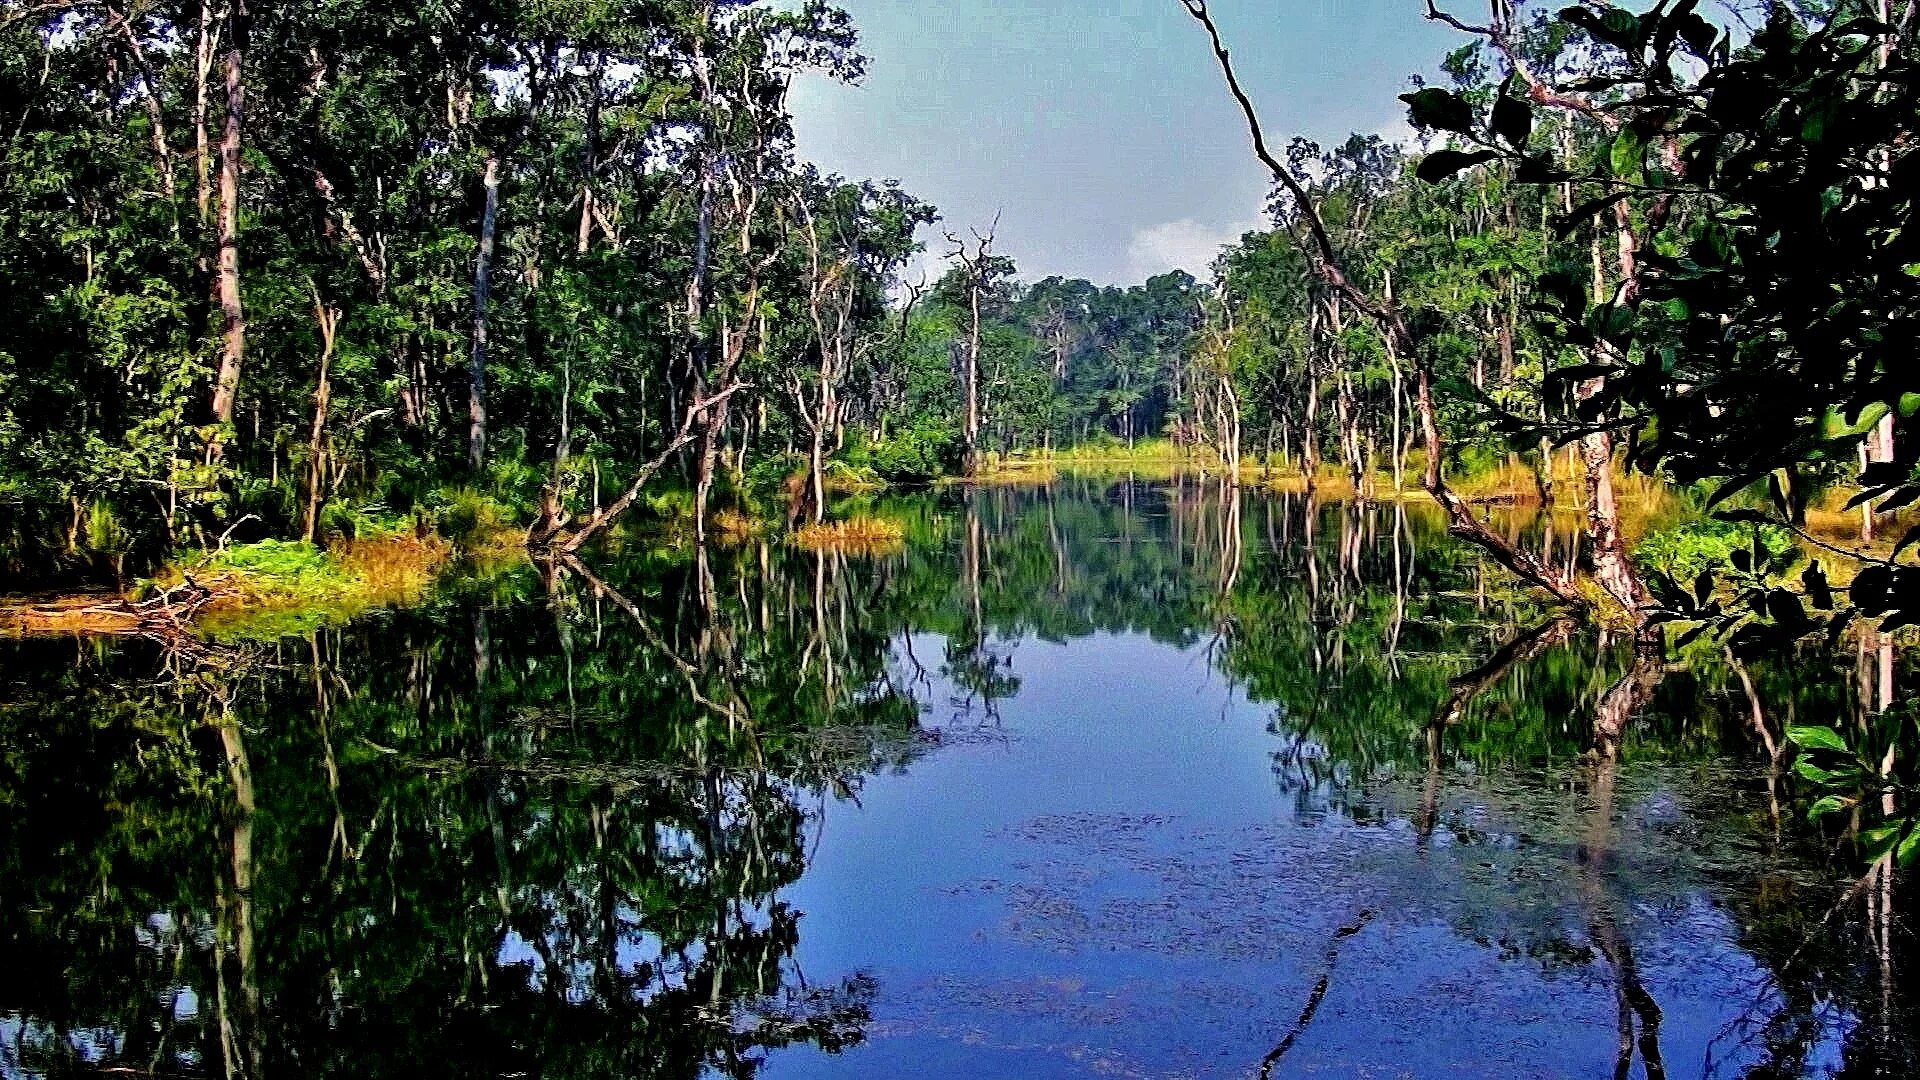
[1180,0,1590,612]
[946,220,1000,477]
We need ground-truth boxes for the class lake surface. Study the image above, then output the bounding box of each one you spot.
[0,477,1912,1078]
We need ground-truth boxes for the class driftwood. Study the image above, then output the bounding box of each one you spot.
[0,578,217,647]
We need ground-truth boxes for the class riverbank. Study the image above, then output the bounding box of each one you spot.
[1,529,483,641]
[7,454,1904,644]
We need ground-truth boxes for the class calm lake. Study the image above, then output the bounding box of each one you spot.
[1,477,1912,1078]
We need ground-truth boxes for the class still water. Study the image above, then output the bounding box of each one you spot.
[0,477,1912,1078]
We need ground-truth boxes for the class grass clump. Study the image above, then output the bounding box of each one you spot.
[199,539,347,597]
[822,459,888,494]
[434,488,519,544]
[711,507,763,542]
[793,517,906,554]
[156,532,453,637]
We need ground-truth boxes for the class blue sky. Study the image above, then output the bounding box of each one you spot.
[789,0,1463,285]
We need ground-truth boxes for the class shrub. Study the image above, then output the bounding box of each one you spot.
[434,487,517,545]
[1633,518,1795,584]
[841,422,960,483]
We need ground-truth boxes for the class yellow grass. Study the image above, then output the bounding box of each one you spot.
[964,460,1060,486]
[0,594,150,636]
[329,534,453,600]
[710,507,763,543]
[793,517,906,554]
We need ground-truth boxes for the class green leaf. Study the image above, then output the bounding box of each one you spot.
[1822,400,1891,439]
[1785,725,1851,754]
[1793,758,1843,785]
[1861,824,1901,860]
[1807,794,1855,821]
[1492,95,1533,149]
[1400,88,1476,134]
[1899,824,1920,869]
[1416,149,1498,184]
[1601,8,1640,43]
[1610,130,1643,178]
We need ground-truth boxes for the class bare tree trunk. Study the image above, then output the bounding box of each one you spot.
[206,0,247,461]
[965,272,982,474]
[1384,271,1405,493]
[106,4,175,202]
[1304,303,1323,491]
[469,153,500,474]
[194,0,214,227]
[302,297,339,541]
[1581,211,1653,624]
[946,225,996,476]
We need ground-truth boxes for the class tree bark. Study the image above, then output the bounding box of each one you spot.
[469,153,499,473]
[947,225,996,476]
[206,0,247,461]
[1580,210,1653,623]
[965,269,982,474]
[302,297,339,541]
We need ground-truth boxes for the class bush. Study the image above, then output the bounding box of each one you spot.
[841,422,959,483]
[1633,518,1795,584]
[433,487,517,545]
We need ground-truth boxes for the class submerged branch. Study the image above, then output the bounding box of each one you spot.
[1256,908,1377,1078]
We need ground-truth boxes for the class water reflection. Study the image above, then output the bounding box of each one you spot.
[0,477,1912,1078]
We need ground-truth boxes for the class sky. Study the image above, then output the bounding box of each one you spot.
[788,0,1464,287]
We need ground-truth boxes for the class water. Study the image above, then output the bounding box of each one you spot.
[0,477,1911,1078]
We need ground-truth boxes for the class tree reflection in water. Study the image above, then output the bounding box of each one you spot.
[0,477,1912,1077]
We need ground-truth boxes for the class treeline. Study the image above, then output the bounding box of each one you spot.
[7,0,1919,643]
[0,0,955,581]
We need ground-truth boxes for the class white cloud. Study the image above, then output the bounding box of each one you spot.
[1124,217,1262,282]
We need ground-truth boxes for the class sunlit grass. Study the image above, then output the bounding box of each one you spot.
[792,517,906,554]
[165,532,455,635]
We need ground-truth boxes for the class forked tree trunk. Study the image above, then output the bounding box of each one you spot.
[302,298,340,541]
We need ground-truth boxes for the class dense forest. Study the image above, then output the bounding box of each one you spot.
[4,0,1918,665]
[0,0,1211,580]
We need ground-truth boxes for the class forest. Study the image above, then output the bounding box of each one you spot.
[1,0,1907,615]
